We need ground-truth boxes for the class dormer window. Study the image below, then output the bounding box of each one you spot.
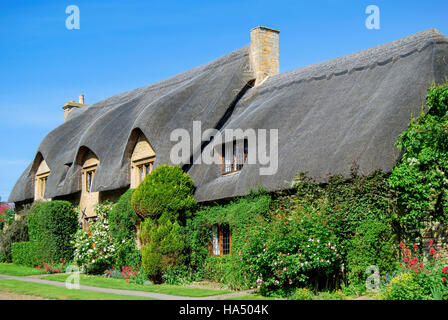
[130,133,155,188]
[85,169,95,193]
[34,159,50,201]
[222,139,248,175]
[79,150,100,221]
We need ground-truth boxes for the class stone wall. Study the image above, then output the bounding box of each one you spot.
[421,221,448,261]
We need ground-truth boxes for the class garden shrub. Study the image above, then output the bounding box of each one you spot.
[0,217,29,262]
[389,82,448,239]
[109,189,139,243]
[108,189,141,268]
[162,265,199,285]
[72,202,115,274]
[380,272,426,300]
[27,200,78,262]
[114,239,142,269]
[11,241,40,267]
[290,288,313,300]
[239,208,342,296]
[345,216,398,286]
[132,165,196,222]
[140,215,185,283]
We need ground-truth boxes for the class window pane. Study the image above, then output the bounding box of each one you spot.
[86,171,94,192]
[221,225,231,255]
[139,166,144,183]
[212,225,220,256]
[86,172,91,192]
[145,164,151,176]
[235,140,244,171]
[244,139,248,163]
[224,142,233,173]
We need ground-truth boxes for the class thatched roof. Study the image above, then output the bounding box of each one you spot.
[9,29,448,203]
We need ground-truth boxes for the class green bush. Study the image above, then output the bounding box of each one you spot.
[132,165,196,222]
[109,189,139,243]
[162,265,199,285]
[389,82,448,239]
[11,242,40,267]
[140,216,185,283]
[239,208,342,296]
[380,272,426,300]
[27,200,78,263]
[0,218,29,262]
[114,239,142,269]
[108,189,141,268]
[290,288,313,300]
[345,217,398,286]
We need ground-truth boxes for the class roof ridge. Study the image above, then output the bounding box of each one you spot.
[261,28,448,90]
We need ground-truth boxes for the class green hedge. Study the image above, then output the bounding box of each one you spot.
[0,218,29,263]
[11,242,40,267]
[26,201,78,263]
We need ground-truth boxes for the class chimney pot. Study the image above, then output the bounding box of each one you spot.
[79,94,85,104]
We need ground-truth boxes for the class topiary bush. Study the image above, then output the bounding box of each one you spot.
[140,215,185,283]
[132,165,196,222]
[27,200,78,263]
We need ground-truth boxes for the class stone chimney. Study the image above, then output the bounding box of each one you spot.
[250,26,280,86]
[63,94,88,121]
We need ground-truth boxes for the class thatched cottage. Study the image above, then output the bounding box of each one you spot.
[9,27,448,228]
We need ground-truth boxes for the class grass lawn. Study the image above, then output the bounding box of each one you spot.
[0,279,156,300]
[42,274,232,297]
[0,263,46,276]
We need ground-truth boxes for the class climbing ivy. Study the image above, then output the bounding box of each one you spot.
[389,82,448,239]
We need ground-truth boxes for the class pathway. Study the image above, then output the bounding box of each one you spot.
[0,274,252,300]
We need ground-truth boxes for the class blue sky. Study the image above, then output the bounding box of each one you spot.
[0,0,447,202]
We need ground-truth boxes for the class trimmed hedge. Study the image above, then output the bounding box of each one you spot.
[11,242,40,267]
[0,218,29,262]
[27,201,78,262]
